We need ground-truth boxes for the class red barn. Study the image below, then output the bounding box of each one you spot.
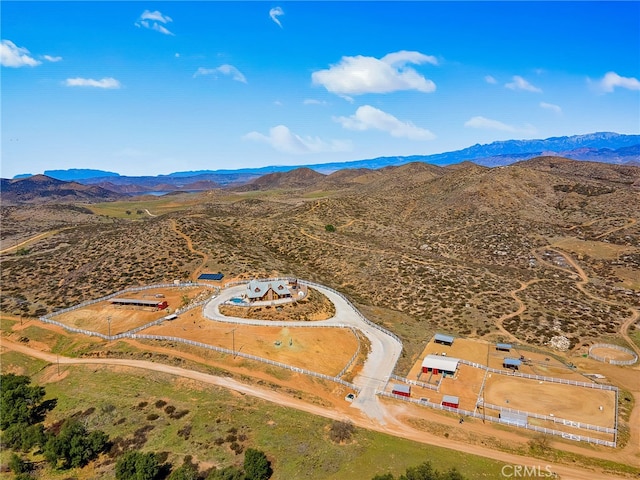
[392,384,411,397]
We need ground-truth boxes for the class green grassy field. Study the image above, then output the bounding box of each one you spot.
[0,353,509,480]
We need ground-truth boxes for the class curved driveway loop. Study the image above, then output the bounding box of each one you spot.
[203,282,403,423]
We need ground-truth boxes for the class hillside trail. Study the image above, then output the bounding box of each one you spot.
[1,338,630,480]
[595,217,637,239]
[170,219,209,282]
[0,228,73,254]
[534,246,640,357]
[494,279,541,343]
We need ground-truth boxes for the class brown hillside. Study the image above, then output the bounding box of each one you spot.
[0,175,122,204]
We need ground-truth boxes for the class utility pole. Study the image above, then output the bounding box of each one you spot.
[227,327,237,358]
[107,316,112,338]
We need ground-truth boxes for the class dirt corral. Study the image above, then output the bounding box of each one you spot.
[483,374,616,428]
[51,286,213,335]
[142,314,359,376]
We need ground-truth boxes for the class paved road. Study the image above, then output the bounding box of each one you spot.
[202,282,403,423]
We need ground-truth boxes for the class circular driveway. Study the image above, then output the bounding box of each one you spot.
[203,281,403,422]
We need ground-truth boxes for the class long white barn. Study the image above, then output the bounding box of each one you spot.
[421,354,460,375]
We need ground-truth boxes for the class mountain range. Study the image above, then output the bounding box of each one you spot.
[7,132,640,198]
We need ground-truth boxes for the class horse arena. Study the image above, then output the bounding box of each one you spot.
[589,343,638,365]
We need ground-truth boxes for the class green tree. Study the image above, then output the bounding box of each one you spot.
[325,224,336,232]
[206,466,245,480]
[116,451,160,480]
[0,374,49,429]
[44,419,108,469]
[8,453,27,474]
[243,448,272,480]
[372,475,395,480]
[169,456,199,480]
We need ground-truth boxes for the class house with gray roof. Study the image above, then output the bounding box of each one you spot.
[246,280,292,302]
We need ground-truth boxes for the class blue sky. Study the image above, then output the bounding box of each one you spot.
[2,1,639,178]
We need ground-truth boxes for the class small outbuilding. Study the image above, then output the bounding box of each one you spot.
[392,384,411,397]
[434,333,455,346]
[422,354,460,376]
[198,273,224,281]
[441,395,460,408]
[503,358,522,370]
[496,343,512,352]
[499,411,528,427]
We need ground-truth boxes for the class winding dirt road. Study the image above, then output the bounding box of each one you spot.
[1,338,628,480]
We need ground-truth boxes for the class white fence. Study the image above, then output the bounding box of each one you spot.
[377,391,616,447]
[482,402,616,434]
[389,374,439,392]
[131,334,360,393]
[589,343,638,366]
[458,359,618,392]
[42,282,217,320]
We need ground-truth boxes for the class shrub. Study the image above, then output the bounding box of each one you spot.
[329,420,355,443]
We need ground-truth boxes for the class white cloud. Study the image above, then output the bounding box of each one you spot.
[65,77,121,89]
[194,65,247,83]
[484,75,497,84]
[505,75,542,93]
[598,71,640,93]
[464,116,536,135]
[140,10,172,23]
[43,55,62,63]
[312,50,438,96]
[540,102,562,114]
[243,125,351,154]
[269,7,284,28]
[1,40,41,67]
[135,10,174,35]
[334,105,435,141]
[303,99,327,105]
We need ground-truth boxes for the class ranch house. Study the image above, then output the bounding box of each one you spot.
[246,280,292,302]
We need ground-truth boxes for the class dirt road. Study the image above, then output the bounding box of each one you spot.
[1,338,628,480]
[203,282,403,423]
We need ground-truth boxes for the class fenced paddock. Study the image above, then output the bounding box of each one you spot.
[589,343,638,366]
[482,373,616,430]
[377,391,617,447]
[43,283,217,336]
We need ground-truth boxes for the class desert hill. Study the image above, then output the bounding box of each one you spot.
[235,167,325,191]
[2,157,638,362]
[0,174,123,205]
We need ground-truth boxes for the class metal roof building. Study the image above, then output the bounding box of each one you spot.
[503,358,522,369]
[496,343,512,351]
[421,355,460,374]
[499,411,528,426]
[434,333,455,345]
[441,395,460,408]
[198,273,224,281]
[391,384,411,397]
